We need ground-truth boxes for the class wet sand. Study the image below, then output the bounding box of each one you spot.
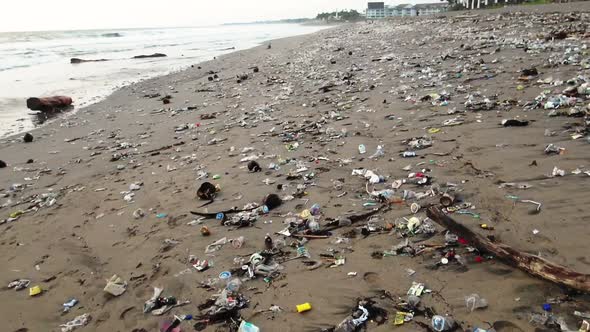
[1,3,590,332]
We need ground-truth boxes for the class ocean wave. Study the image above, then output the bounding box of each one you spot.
[143,41,193,48]
[0,64,31,72]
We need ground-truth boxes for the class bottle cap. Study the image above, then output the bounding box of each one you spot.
[219,271,231,280]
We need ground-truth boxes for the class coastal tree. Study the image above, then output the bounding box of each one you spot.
[316,9,362,22]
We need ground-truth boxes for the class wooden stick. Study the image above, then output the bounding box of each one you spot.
[320,204,390,233]
[426,206,590,292]
[289,234,329,239]
[144,141,185,154]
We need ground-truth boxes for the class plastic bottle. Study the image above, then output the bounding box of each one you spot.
[297,246,310,258]
[238,321,260,332]
[264,234,273,250]
[431,315,455,332]
[369,145,384,159]
[402,151,416,158]
[308,218,320,232]
[226,278,242,293]
[358,144,366,154]
[310,203,321,216]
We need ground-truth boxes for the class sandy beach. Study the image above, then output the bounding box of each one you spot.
[1,3,590,332]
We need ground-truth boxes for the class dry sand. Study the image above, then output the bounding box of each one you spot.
[1,3,590,332]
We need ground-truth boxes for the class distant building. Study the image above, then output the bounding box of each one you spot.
[366,2,386,19]
[400,4,417,16]
[414,3,448,15]
[366,2,447,18]
[457,0,517,9]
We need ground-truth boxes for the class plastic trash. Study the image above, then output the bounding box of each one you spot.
[238,321,260,332]
[308,218,320,232]
[103,274,127,296]
[8,279,30,291]
[369,145,384,159]
[358,144,366,154]
[402,151,416,158]
[133,208,145,219]
[60,313,91,332]
[310,203,321,216]
[226,278,242,292]
[29,285,42,296]
[296,302,312,313]
[465,293,488,311]
[394,311,414,325]
[63,298,78,312]
[205,237,227,253]
[230,236,244,248]
[160,314,192,332]
[351,168,383,184]
[297,246,310,258]
[407,282,425,297]
[551,166,565,177]
[432,315,456,331]
[219,271,232,283]
[544,144,565,155]
[264,233,273,249]
[144,287,165,313]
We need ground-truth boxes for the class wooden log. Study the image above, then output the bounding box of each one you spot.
[288,234,329,239]
[26,96,73,111]
[426,206,590,292]
[132,53,167,59]
[71,58,109,64]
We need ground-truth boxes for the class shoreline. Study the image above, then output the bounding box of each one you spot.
[1,3,590,332]
[0,24,334,140]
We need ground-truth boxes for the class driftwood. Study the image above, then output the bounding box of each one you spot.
[72,53,165,64]
[26,96,72,111]
[190,206,255,219]
[320,205,390,233]
[143,141,185,155]
[426,206,590,293]
[132,53,167,59]
[288,234,329,239]
[71,58,109,64]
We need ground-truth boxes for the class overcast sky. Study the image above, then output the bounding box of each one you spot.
[0,0,439,32]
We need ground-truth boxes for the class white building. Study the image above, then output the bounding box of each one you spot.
[366,2,447,18]
[414,3,449,15]
[457,0,519,10]
[366,2,386,19]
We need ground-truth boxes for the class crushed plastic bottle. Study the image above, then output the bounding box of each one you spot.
[358,144,367,154]
[369,145,384,159]
[307,218,320,232]
[402,151,416,158]
[432,315,455,332]
[310,203,321,216]
[238,321,260,332]
[226,278,242,293]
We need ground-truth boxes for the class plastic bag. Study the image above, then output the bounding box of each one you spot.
[465,293,488,312]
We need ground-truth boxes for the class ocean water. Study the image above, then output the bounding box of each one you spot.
[0,24,328,137]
